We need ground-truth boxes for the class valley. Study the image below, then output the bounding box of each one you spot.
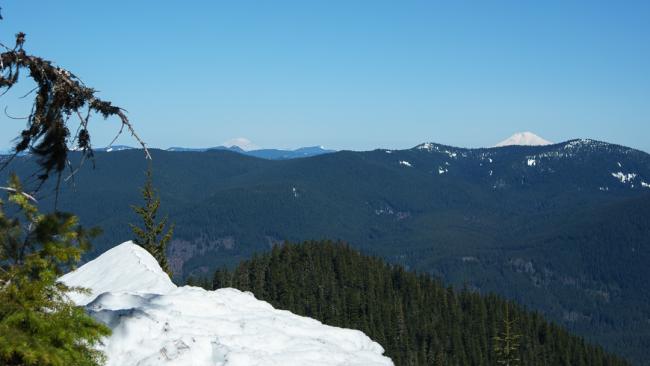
[5,138,650,363]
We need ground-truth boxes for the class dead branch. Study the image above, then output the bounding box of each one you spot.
[0,32,150,187]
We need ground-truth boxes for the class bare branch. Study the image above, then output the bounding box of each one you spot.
[0,186,38,203]
[4,105,29,119]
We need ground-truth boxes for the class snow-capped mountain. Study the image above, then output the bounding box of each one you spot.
[60,242,393,366]
[413,138,650,192]
[495,132,552,147]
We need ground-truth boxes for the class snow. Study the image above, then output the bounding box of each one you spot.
[60,242,175,305]
[444,150,457,159]
[642,182,650,188]
[438,167,448,175]
[101,145,135,152]
[399,160,412,167]
[416,142,436,151]
[415,143,459,159]
[495,132,552,147]
[222,137,259,151]
[611,172,637,184]
[60,242,392,366]
[527,159,536,167]
[563,139,596,149]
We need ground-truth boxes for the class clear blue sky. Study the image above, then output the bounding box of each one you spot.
[1,1,649,152]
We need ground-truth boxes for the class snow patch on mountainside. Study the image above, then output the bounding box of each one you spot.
[611,172,637,184]
[416,142,436,151]
[60,242,393,366]
[563,139,608,150]
[399,160,412,167]
[495,132,552,147]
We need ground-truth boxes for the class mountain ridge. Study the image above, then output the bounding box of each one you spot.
[4,137,650,364]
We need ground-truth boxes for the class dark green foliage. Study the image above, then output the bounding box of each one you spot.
[186,275,212,289]
[5,141,650,363]
[219,241,629,366]
[0,176,110,366]
[130,168,173,276]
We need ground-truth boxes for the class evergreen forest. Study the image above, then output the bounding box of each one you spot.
[212,241,630,366]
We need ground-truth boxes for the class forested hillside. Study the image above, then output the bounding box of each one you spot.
[3,139,650,363]
[213,241,629,366]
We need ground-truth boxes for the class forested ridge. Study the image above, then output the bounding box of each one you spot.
[4,141,650,363]
[212,241,629,366]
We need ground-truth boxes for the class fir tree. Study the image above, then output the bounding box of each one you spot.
[493,304,522,366]
[0,175,111,366]
[130,168,174,276]
[0,8,148,365]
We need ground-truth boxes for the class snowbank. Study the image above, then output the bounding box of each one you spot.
[60,242,393,366]
[60,242,175,305]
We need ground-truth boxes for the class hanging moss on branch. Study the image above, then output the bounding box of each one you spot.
[0,31,149,186]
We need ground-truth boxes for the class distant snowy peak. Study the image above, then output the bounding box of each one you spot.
[495,132,552,147]
[60,242,393,366]
[96,145,135,152]
[222,137,258,152]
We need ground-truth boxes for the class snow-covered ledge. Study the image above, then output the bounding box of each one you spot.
[60,242,393,366]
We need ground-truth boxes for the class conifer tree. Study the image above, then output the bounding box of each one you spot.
[493,304,522,366]
[0,8,147,365]
[130,168,174,276]
[0,175,111,366]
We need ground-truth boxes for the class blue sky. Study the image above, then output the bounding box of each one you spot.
[1,1,649,152]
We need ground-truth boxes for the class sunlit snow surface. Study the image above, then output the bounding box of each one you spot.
[495,132,552,147]
[611,172,637,184]
[60,242,393,366]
